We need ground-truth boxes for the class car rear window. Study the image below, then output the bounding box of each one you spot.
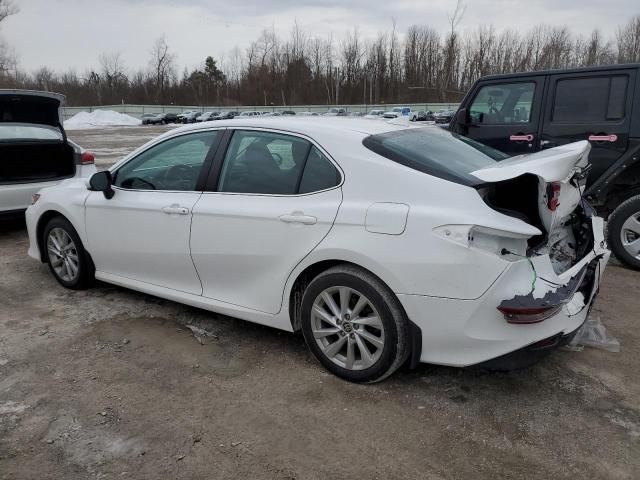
[362,128,509,186]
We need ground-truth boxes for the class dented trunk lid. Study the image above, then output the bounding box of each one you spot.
[471,141,591,234]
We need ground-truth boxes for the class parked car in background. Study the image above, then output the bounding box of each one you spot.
[348,112,363,117]
[450,63,640,269]
[25,117,608,382]
[414,111,436,122]
[281,110,296,116]
[141,113,157,125]
[197,112,219,122]
[364,109,385,119]
[176,110,197,123]
[157,113,179,124]
[215,111,240,120]
[0,90,96,216]
[434,110,457,125]
[262,112,282,117]
[382,106,418,121]
[324,108,347,116]
[239,111,262,117]
[180,111,202,123]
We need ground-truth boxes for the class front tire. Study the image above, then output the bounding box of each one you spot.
[43,216,94,289]
[608,194,640,270]
[300,265,410,383]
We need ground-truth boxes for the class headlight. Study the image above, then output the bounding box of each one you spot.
[31,193,41,205]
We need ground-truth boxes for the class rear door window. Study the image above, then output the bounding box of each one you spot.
[552,76,629,123]
[469,82,535,124]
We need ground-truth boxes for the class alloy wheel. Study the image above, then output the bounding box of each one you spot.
[620,212,640,260]
[310,286,385,371]
[47,228,80,282]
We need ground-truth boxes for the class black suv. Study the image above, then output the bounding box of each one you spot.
[451,63,640,269]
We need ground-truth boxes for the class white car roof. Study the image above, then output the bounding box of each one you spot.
[160,117,416,141]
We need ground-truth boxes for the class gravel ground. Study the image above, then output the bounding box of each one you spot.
[0,126,639,479]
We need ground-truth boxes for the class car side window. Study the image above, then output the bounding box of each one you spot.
[114,131,218,191]
[218,130,310,194]
[299,146,340,194]
[552,75,628,123]
[469,82,535,124]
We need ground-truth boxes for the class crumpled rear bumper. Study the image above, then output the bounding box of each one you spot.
[398,216,610,367]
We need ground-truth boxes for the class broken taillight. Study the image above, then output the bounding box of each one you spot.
[81,152,95,165]
[546,182,561,211]
[497,305,562,324]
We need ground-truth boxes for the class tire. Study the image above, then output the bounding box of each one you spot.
[300,265,410,383]
[43,216,94,289]
[607,194,640,270]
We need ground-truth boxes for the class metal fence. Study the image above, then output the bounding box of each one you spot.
[62,103,460,120]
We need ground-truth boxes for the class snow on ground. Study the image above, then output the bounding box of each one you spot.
[64,110,141,130]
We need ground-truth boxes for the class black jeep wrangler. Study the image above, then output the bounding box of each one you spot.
[450,63,640,269]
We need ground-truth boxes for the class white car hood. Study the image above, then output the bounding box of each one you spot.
[470,141,590,183]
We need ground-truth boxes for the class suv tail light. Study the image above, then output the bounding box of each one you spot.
[546,182,561,211]
[81,152,95,164]
[497,305,562,324]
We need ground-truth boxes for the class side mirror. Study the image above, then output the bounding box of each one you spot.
[456,108,470,126]
[89,171,115,199]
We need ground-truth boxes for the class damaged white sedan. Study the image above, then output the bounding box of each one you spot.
[25,118,609,382]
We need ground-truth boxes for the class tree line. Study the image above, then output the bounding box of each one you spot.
[1,1,639,107]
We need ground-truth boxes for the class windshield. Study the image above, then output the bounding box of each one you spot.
[362,128,509,186]
[392,107,402,112]
[0,124,63,141]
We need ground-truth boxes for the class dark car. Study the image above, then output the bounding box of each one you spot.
[434,110,456,124]
[414,110,436,122]
[180,111,201,123]
[450,63,640,269]
[140,113,157,125]
[144,113,178,125]
[197,111,219,122]
[215,111,240,120]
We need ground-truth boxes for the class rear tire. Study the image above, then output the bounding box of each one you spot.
[608,194,640,270]
[43,216,94,289]
[300,265,410,383]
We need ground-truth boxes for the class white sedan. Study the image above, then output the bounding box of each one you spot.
[25,118,609,382]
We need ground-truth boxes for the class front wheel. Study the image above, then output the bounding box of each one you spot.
[608,194,640,270]
[300,265,410,383]
[43,216,94,289]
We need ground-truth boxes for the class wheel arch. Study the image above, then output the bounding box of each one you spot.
[36,209,94,271]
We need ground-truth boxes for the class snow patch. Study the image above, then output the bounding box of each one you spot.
[64,110,141,130]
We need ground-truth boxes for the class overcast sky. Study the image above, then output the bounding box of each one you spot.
[1,0,637,73]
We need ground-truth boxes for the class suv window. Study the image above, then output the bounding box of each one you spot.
[469,82,535,124]
[552,75,629,123]
[218,130,310,194]
[114,131,218,191]
[299,146,340,194]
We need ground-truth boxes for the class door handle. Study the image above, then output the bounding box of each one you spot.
[161,204,190,215]
[279,212,317,225]
[509,134,534,142]
[588,134,618,143]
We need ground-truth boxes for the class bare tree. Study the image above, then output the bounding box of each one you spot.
[0,0,17,23]
[149,36,176,103]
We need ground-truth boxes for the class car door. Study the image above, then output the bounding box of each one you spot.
[459,77,545,155]
[540,70,636,185]
[84,130,222,295]
[190,129,343,314]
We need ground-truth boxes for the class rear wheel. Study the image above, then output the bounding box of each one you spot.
[43,216,94,289]
[608,194,640,270]
[300,265,409,383]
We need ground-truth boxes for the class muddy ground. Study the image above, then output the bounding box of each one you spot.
[0,126,639,479]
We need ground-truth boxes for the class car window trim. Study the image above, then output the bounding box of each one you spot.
[202,126,344,197]
[110,128,224,193]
